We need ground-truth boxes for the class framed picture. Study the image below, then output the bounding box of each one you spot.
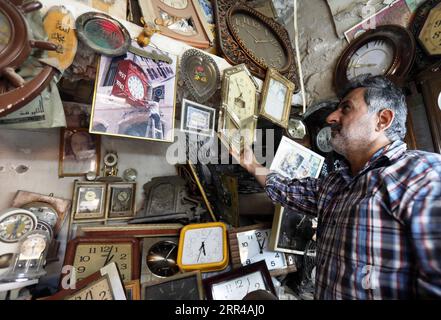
[90,41,178,143]
[259,68,295,129]
[106,182,136,220]
[58,128,100,177]
[269,205,318,255]
[62,101,92,128]
[203,260,276,300]
[124,280,140,300]
[270,136,325,180]
[181,99,216,137]
[71,181,107,222]
[141,271,204,300]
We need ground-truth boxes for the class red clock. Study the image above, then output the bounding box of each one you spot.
[111,60,149,107]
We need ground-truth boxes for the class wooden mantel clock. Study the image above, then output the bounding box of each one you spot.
[213,0,299,90]
[0,0,58,117]
[111,60,149,107]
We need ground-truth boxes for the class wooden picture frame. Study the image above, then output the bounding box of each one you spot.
[71,181,107,223]
[62,237,140,285]
[203,260,276,300]
[124,279,141,300]
[259,68,295,129]
[106,182,137,220]
[58,128,101,177]
[77,223,183,238]
[141,271,204,300]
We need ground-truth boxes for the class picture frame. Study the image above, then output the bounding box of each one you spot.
[124,280,141,300]
[269,205,318,255]
[90,41,178,143]
[141,271,204,300]
[259,68,295,129]
[71,181,107,223]
[270,136,325,180]
[58,128,101,177]
[203,260,276,300]
[77,223,183,238]
[181,99,216,137]
[106,182,137,220]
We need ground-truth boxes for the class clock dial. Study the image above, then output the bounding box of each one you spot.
[236,228,287,271]
[346,39,395,80]
[418,3,441,56]
[117,190,129,202]
[230,12,287,69]
[146,240,179,277]
[160,0,188,9]
[181,226,224,265]
[0,212,36,243]
[22,202,58,228]
[0,11,11,54]
[211,270,266,300]
[73,243,133,282]
[127,75,145,100]
[66,276,113,300]
[19,234,47,259]
[227,71,257,122]
[143,274,201,300]
[316,126,333,153]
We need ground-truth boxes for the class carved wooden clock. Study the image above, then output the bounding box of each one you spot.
[111,60,149,107]
[213,0,299,90]
[0,0,58,117]
[138,0,211,49]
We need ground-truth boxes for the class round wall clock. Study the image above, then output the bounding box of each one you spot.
[213,0,299,90]
[75,12,130,57]
[180,48,220,103]
[334,25,416,90]
[0,0,57,117]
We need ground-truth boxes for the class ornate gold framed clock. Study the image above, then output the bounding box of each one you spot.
[213,0,299,89]
[138,0,211,48]
[334,25,416,90]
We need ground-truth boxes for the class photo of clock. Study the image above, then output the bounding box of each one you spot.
[63,237,140,284]
[111,60,149,107]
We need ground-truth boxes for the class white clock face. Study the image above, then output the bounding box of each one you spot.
[127,75,145,100]
[211,271,266,300]
[181,226,224,265]
[0,212,36,243]
[346,39,394,80]
[226,71,257,122]
[19,234,47,259]
[236,228,287,271]
[160,0,188,9]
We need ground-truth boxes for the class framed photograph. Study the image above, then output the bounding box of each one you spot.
[62,101,92,128]
[203,260,276,300]
[59,128,100,177]
[260,68,295,129]
[71,181,107,222]
[270,136,325,180]
[90,41,178,143]
[124,280,140,300]
[106,182,136,220]
[269,205,318,255]
[141,271,204,300]
[181,99,216,137]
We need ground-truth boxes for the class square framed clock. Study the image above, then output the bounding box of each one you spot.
[106,182,136,220]
[71,181,107,223]
[203,260,276,300]
[141,270,204,300]
[62,237,140,285]
[228,224,296,276]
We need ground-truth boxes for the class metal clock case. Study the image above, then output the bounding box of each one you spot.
[213,0,299,89]
[203,260,276,300]
[106,182,137,220]
[141,270,204,300]
[63,237,140,284]
[141,236,180,284]
[180,49,220,103]
[71,181,107,223]
[177,222,229,272]
[334,25,416,90]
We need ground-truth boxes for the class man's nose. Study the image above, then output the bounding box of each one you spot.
[326,109,340,124]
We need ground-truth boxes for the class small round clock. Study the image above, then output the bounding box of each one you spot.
[146,240,179,277]
[334,25,416,90]
[21,202,58,229]
[177,222,228,272]
[0,208,38,243]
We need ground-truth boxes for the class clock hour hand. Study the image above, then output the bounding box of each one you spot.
[103,247,114,266]
[245,29,259,42]
[197,242,206,262]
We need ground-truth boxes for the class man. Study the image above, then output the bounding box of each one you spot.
[236,75,441,299]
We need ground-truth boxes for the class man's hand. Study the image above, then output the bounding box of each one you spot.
[230,144,270,187]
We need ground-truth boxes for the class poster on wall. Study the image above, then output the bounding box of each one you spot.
[89,41,178,143]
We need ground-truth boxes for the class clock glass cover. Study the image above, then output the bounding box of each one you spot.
[146,240,179,277]
[0,10,11,53]
[127,75,145,100]
[160,0,188,9]
[226,71,257,123]
[211,270,266,300]
[143,273,202,300]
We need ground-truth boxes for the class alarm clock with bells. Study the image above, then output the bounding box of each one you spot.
[111,60,149,107]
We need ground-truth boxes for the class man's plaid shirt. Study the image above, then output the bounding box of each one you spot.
[265,140,441,299]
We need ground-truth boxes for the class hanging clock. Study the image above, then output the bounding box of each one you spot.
[334,25,416,90]
[418,2,441,57]
[0,0,58,117]
[138,0,211,48]
[111,60,149,107]
[213,0,299,89]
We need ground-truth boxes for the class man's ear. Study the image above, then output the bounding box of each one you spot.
[377,109,394,132]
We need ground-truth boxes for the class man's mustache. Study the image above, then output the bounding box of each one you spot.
[330,124,342,133]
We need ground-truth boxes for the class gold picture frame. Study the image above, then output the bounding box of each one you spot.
[71,181,107,223]
[106,182,137,221]
[259,68,295,129]
[124,280,141,300]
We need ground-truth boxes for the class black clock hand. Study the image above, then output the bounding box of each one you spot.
[202,242,206,256]
[197,242,204,262]
[103,246,114,266]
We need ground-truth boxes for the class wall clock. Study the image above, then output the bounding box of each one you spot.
[228,223,296,277]
[418,2,441,57]
[0,0,58,117]
[63,237,140,284]
[138,0,211,48]
[177,222,228,272]
[335,25,415,90]
[213,0,299,89]
[180,48,220,103]
[111,60,149,107]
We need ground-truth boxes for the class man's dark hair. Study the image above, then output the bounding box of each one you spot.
[338,75,407,141]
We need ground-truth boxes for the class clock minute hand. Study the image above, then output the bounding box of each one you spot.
[245,29,259,42]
